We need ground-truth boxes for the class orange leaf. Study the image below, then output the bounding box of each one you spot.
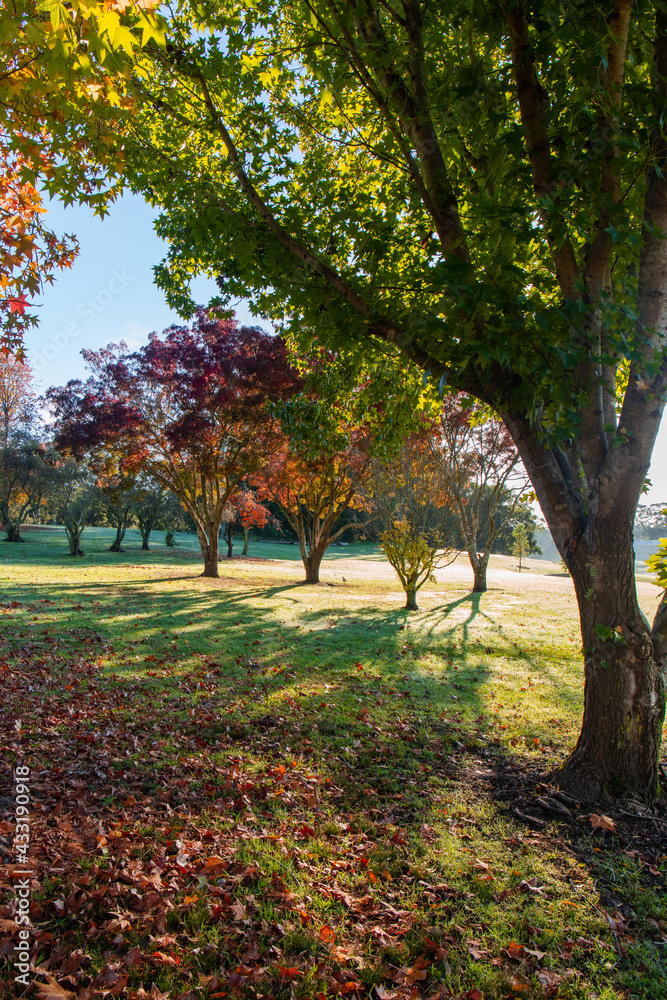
[278,966,303,980]
[590,813,616,831]
[199,856,227,876]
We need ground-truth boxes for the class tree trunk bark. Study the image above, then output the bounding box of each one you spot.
[554,517,665,801]
[303,540,328,583]
[225,523,234,558]
[5,523,24,543]
[109,523,126,552]
[141,528,151,551]
[472,562,487,592]
[200,530,220,578]
[243,527,249,555]
[66,523,85,556]
[405,582,419,610]
[467,548,488,592]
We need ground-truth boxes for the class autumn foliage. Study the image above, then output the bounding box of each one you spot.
[47,310,300,576]
[0,1,164,352]
[0,144,76,355]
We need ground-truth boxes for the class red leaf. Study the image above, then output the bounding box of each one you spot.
[278,966,303,980]
[7,295,27,315]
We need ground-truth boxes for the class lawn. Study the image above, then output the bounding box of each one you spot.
[0,527,665,1000]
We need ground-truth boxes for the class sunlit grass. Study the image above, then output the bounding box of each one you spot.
[0,527,665,999]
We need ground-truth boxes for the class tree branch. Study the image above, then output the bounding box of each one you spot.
[583,0,634,295]
[502,0,579,298]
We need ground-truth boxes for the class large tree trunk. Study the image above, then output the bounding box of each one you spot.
[199,529,219,578]
[554,517,665,801]
[303,539,329,583]
[501,392,667,803]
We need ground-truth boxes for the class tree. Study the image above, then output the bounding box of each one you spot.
[492,498,543,557]
[157,492,188,547]
[47,311,300,577]
[380,520,436,611]
[260,434,372,583]
[0,145,77,354]
[512,524,531,573]
[430,397,526,593]
[362,435,456,609]
[120,3,667,800]
[221,488,272,558]
[53,460,95,556]
[132,477,168,550]
[0,436,52,541]
[0,355,37,447]
[0,2,164,353]
[635,503,667,541]
[97,474,136,552]
[255,351,414,583]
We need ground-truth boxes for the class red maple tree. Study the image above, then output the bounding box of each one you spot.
[47,310,300,576]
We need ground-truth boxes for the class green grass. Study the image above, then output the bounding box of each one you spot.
[0,527,665,1000]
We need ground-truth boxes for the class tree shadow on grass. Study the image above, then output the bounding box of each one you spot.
[2,575,664,998]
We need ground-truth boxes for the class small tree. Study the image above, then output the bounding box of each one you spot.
[362,436,456,609]
[54,461,95,556]
[132,478,168,551]
[381,519,442,611]
[158,492,188,547]
[512,524,530,573]
[430,397,527,593]
[261,439,372,583]
[221,489,272,558]
[255,353,407,584]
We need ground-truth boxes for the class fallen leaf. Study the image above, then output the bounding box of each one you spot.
[590,813,616,831]
[35,977,76,1000]
[536,970,562,987]
[278,966,303,980]
[505,941,526,960]
[199,856,227,876]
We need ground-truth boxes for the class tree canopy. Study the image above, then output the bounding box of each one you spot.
[47,310,301,576]
[110,0,667,800]
[0,0,164,351]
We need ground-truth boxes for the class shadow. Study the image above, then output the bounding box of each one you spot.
[1,549,665,999]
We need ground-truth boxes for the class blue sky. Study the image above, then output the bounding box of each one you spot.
[29,191,667,506]
[29,192,257,389]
